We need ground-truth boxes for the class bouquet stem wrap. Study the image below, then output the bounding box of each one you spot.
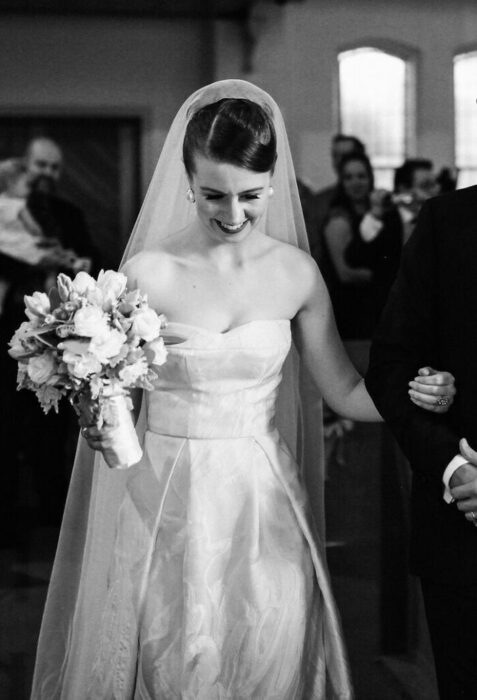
[99,394,142,470]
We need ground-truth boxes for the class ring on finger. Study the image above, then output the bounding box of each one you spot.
[436,396,450,407]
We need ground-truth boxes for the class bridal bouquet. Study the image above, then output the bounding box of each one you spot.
[8,269,168,469]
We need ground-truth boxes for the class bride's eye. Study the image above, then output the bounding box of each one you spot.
[243,194,260,200]
[205,194,223,200]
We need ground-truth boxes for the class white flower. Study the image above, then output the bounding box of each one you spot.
[143,336,168,366]
[119,358,148,385]
[60,338,91,357]
[71,271,97,295]
[97,270,127,310]
[8,322,38,358]
[73,306,109,338]
[57,273,74,302]
[118,289,142,314]
[89,328,127,363]
[130,306,161,342]
[27,353,57,384]
[69,354,103,379]
[60,339,102,379]
[24,292,51,321]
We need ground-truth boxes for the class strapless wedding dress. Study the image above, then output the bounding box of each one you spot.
[86,320,351,699]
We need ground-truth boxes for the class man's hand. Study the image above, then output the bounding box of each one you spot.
[449,438,477,526]
[369,189,393,220]
[408,366,456,413]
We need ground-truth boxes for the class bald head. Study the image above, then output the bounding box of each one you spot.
[25,138,63,192]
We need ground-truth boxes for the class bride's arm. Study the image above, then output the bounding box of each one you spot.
[292,254,454,421]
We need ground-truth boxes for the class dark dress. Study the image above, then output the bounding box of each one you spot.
[321,205,403,340]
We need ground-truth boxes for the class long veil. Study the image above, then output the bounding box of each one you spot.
[30,80,329,698]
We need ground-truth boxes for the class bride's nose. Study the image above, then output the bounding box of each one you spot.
[221,196,244,224]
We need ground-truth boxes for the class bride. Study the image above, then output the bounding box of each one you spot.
[30,80,455,700]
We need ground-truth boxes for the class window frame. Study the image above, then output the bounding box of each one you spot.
[453,48,477,189]
[335,40,417,189]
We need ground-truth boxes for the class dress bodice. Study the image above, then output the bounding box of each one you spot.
[146,319,291,439]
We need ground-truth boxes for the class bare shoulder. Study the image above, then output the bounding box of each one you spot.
[264,236,328,309]
[121,250,175,290]
[268,237,324,285]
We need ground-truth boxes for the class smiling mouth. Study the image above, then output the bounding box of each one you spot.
[214,219,249,234]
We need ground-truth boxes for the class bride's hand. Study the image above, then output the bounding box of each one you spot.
[80,423,104,451]
[78,402,118,452]
[408,366,456,413]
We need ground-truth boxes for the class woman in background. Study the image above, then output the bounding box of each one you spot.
[322,152,403,342]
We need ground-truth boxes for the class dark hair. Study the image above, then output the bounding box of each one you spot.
[337,152,375,190]
[332,133,366,156]
[183,98,277,178]
[329,152,375,219]
[394,158,433,191]
[436,166,457,193]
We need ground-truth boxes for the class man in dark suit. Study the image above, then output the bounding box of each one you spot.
[365,186,477,699]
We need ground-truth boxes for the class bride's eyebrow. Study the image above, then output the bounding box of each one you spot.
[200,186,264,194]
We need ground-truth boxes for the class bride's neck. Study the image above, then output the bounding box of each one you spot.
[185,223,261,269]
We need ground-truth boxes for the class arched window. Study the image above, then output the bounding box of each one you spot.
[338,47,413,189]
[454,51,477,188]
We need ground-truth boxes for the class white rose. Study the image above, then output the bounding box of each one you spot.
[119,358,148,385]
[130,307,161,342]
[60,339,102,378]
[89,328,127,363]
[69,354,102,379]
[57,273,74,302]
[97,270,128,310]
[119,288,142,310]
[27,353,57,384]
[71,271,97,295]
[74,306,109,338]
[85,286,104,308]
[143,336,168,366]
[24,292,51,320]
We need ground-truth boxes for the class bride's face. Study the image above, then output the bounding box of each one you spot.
[189,155,272,243]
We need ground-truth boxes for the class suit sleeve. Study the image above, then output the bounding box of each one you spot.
[365,198,459,483]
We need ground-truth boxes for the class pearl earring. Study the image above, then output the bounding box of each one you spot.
[269,186,274,197]
[186,188,195,203]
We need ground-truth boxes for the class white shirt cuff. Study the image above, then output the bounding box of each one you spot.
[442,455,469,503]
[359,213,383,242]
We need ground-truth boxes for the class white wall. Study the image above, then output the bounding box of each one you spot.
[1,3,477,193]
[0,15,212,188]
[216,0,477,190]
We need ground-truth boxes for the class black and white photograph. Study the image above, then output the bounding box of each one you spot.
[0,1,476,698]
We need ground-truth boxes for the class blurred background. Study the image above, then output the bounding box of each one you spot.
[1,1,476,697]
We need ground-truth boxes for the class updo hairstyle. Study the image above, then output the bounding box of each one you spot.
[337,152,375,191]
[183,98,277,178]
